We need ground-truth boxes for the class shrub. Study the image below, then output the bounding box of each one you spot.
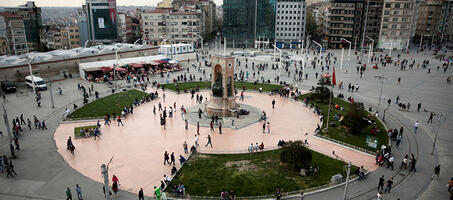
[280,141,312,171]
[341,102,368,134]
[311,77,331,103]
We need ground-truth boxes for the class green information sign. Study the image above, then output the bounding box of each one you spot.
[366,136,378,149]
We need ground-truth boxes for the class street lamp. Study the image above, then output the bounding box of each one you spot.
[431,113,447,155]
[332,151,352,200]
[101,156,114,200]
[114,44,127,92]
[2,103,16,158]
[312,40,323,59]
[366,36,374,63]
[27,57,36,94]
[272,44,282,69]
[374,75,384,105]
[189,32,203,51]
[341,38,352,62]
[133,38,141,45]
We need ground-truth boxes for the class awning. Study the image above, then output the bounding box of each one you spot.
[169,60,178,64]
[132,64,143,68]
[100,67,113,72]
[115,67,126,72]
[155,60,168,64]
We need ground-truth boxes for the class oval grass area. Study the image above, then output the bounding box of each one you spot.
[69,89,149,119]
[167,149,356,197]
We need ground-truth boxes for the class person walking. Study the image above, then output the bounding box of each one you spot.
[267,122,271,134]
[272,99,276,109]
[194,135,199,147]
[378,175,385,191]
[75,184,83,200]
[417,103,422,112]
[170,152,176,165]
[163,151,170,165]
[432,164,441,180]
[210,121,214,132]
[384,178,393,193]
[205,135,213,148]
[376,191,383,200]
[117,116,124,126]
[66,187,72,200]
[218,122,222,134]
[197,122,200,135]
[427,112,434,123]
[414,121,419,134]
[262,122,266,133]
[183,141,188,153]
[138,188,144,200]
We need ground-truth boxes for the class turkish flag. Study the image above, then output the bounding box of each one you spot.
[332,67,336,86]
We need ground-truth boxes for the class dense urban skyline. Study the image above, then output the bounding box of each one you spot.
[0,0,224,7]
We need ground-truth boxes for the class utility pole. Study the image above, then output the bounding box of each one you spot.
[431,113,446,155]
[48,78,55,108]
[2,103,16,158]
[101,156,114,200]
[343,162,352,200]
[360,0,369,64]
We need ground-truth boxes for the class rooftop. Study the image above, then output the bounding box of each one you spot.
[0,43,156,68]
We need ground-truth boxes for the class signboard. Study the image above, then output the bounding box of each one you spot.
[366,136,378,149]
[98,18,105,28]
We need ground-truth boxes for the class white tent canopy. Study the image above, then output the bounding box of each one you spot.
[79,54,169,80]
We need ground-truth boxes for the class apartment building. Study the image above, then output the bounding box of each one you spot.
[5,1,42,52]
[416,0,443,44]
[327,0,365,49]
[275,0,307,48]
[0,12,28,55]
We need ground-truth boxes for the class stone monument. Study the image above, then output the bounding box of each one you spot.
[205,55,238,117]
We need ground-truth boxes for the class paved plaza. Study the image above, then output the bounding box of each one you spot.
[0,47,452,200]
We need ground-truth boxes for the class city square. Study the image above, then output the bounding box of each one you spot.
[0,0,453,200]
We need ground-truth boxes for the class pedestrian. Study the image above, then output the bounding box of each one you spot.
[409,154,417,172]
[75,184,83,200]
[185,119,188,130]
[164,151,170,165]
[427,112,434,123]
[414,121,419,134]
[117,116,124,126]
[205,135,213,148]
[417,103,421,112]
[300,191,304,200]
[432,164,440,180]
[138,188,144,200]
[183,141,188,153]
[170,152,175,165]
[210,121,214,132]
[66,187,72,200]
[197,122,200,135]
[194,135,199,147]
[262,122,266,133]
[265,122,270,133]
[387,154,394,170]
[376,191,383,200]
[218,122,222,134]
[272,99,275,109]
[384,178,393,193]
[378,175,385,191]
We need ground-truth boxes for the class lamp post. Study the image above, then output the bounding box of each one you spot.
[431,113,447,155]
[272,44,282,69]
[48,78,55,109]
[101,156,114,200]
[332,151,351,200]
[2,103,16,158]
[366,36,374,63]
[133,38,141,45]
[114,44,127,92]
[360,0,370,64]
[189,32,204,52]
[341,38,352,62]
[27,57,36,94]
[374,75,384,105]
[312,40,323,58]
[341,47,344,70]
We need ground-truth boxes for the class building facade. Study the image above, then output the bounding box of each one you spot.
[78,5,90,46]
[439,0,453,42]
[378,0,418,49]
[4,1,42,52]
[365,0,384,47]
[138,9,201,45]
[83,0,118,43]
[275,0,307,48]
[327,0,365,49]
[117,13,127,42]
[416,0,443,44]
[68,25,81,48]
[0,12,28,55]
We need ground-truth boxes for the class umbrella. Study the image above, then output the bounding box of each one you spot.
[100,67,113,72]
[161,58,171,61]
[155,60,168,64]
[115,67,126,72]
[122,64,131,68]
[322,73,331,78]
[169,60,178,64]
[132,64,143,68]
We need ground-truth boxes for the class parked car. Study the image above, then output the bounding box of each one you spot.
[25,75,47,91]
[1,81,17,93]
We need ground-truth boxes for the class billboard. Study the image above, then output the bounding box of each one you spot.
[92,8,117,40]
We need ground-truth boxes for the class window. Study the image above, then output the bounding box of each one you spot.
[395,3,400,8]
[385,3,390,8]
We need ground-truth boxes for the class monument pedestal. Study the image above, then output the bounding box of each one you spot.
[205,96,238,117]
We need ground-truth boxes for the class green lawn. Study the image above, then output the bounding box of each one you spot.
[297,94,388,152]
[162,81,283,92]
[74,125,97,138]
[167,149,356,196]
[69,89,149,119]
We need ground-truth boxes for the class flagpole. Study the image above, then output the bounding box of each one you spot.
[326,68,335,131]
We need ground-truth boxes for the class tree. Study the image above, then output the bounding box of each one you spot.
[310,76,331,103]
[341,102,368,134]
[306,10,318,39]
[280,141,312,171]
